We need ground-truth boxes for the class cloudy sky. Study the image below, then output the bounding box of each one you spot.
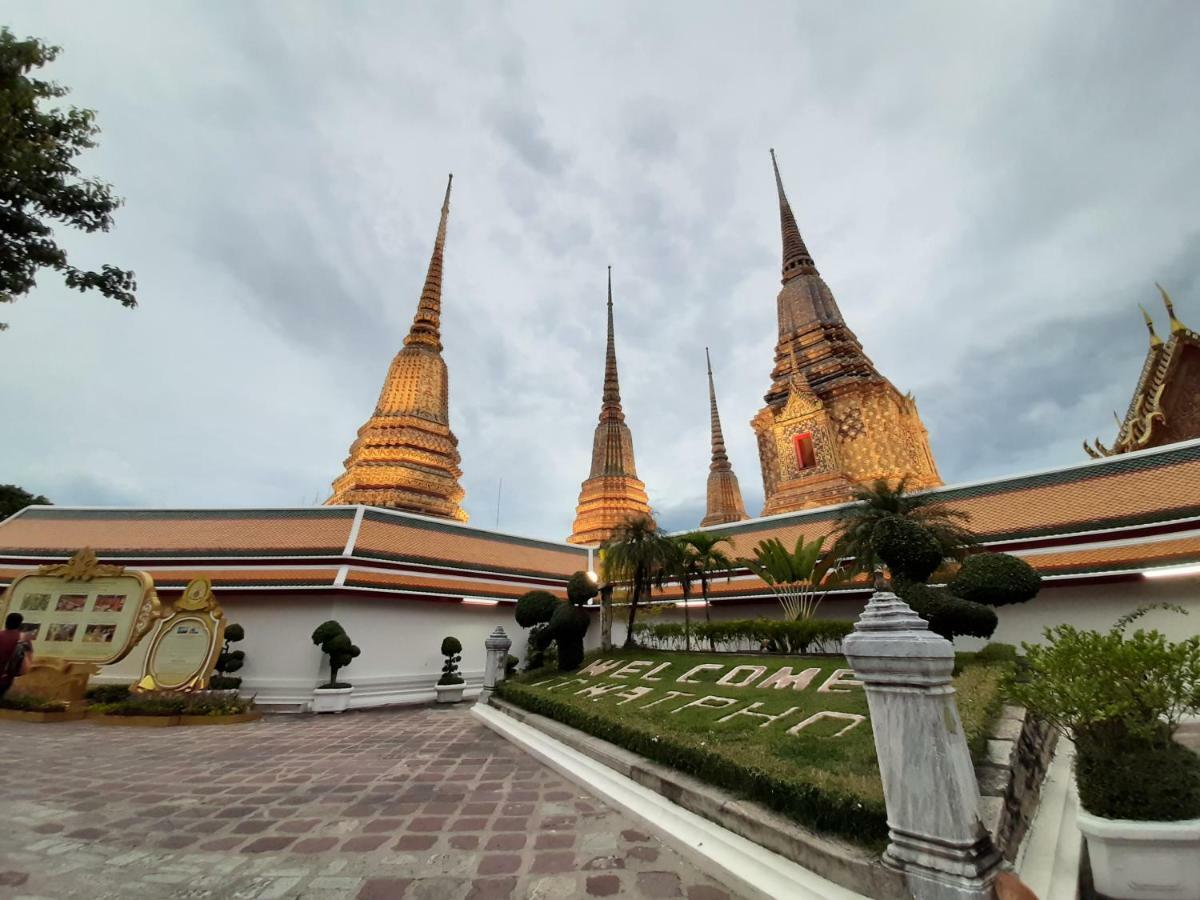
[3,2,1199,540]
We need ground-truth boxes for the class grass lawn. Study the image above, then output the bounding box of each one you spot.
[497,648,1009,847]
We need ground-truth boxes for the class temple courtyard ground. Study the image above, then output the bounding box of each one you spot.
[0,707,740,900]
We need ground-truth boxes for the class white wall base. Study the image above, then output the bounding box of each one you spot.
[1015,741,1081,900]
[472,703,869,900]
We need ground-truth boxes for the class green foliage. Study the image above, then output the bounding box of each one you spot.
[739,534,840,620]
[214,621,246,686]
[504,654,519,677]
[0,28,136,328]
[896,581,997,641]
[871,516,943,584]
[91,690,254,717]
[949,553,1041,607]
[85,683,131,703]
[566,571,599,606]
[0,484,50,520]
[549,602,590,671]
[1073,727,1200,821]
[310,620,361,688]
[438,635,463,686]
[1010,613,1200,820]
[952,663,1014,762]
[0,694,68,712]
[515,590,559,627]
[631,618,854,654]
[833,477,976,574]
[602,515,678,645]
[976,642,1019,664]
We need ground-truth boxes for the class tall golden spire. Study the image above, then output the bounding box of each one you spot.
[568,268,652,544]
[700,347,748,527]
[327,175,467,520]
[753,150,941,514]
[770,148,816,282]
[1140,305,1164,348]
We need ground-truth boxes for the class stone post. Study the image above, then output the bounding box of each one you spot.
[478,626,512,704]
[843,583,1001,900]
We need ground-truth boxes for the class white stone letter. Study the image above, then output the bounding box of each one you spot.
[615,686,654,705]
[640,690,694,709]
[670,695,740,715]
[579,659,622,678]
[716,665,768,688]
[677,664,724,684]
[817,668,863,693]
[786,710,866,738]
[611,660,653,679]
[574,682,625,700]
[641,662,672,681]
[759,666,821,691]
[717,702,801,728]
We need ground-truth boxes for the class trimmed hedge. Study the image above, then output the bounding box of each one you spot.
[496,679,888,845]
[630,618,854,654]
[516,590,559,627]
[872,515,943,583]
[949,553,1041,607]
[1075,728,1200,821]
[896,581,997,641]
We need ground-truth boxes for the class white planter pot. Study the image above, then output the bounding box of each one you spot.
[312,686,353,713]
[1077,808,1200,900]
[435,683,465,704]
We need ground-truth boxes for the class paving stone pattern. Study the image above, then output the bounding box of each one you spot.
[0,707,739,899]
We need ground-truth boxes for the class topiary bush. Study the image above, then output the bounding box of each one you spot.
[871,515,943,584]
[949,553,1041,608]
[515,590,559,628]
[504,654,519,677]
[211,622,246,690]
[549,600,590,671]
[438,635,463,686]
[311,620,361,688]
[1074,726,1200,821]
[567,571,599,606]
[896,581,997,642]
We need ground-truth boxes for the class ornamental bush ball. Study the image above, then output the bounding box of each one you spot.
[870,515,943,584]
[515,590,560,627]
[566,571,599,606]
[949,552,1042,607]
[897,581,997,642]
[549,601,590,671]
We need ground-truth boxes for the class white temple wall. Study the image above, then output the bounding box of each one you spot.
[94,593,531,712]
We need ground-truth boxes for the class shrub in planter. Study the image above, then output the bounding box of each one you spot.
[438,636,464,686]
[311,620,361,688]
[1010,609,1200,899]
[211,622,246,690]
[949,553,1041,607]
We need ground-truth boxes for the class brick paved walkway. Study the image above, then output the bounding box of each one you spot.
[0,707,739,900]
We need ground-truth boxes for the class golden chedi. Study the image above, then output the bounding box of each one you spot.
[568,269,653,544]
[1085,286,1200,458]
[700,347,748,527]
[327,175,467,521]
[751,151,941,515]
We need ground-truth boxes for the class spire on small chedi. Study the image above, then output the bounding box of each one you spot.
[1140,304,1164,348]
[327,174,466,520]
[568,268,653,544]
[1158,282,1188,334]
[700,347,748,527]
[771,148,817,282]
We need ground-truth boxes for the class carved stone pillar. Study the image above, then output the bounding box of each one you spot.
[843,586,1001,900]
[478,626,512,704]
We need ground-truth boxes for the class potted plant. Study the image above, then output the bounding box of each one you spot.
[209,623,245,690]
[436,636,464,703]
[310,620,361,713]
[1011,608,1200,900]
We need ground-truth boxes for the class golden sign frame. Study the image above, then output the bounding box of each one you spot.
[135,576,225,693]
[0,547,163,667]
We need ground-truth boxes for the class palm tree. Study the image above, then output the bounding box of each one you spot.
[676,531,736,642]
[740,534,840,621]
[601,515,677,648]
[833,477,976,575]
[668,536,702,651]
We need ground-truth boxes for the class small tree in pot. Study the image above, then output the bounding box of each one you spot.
[210,623,245,690]
[1010,607,1200,900]
[436,636,465,703]
[310,620,360,713]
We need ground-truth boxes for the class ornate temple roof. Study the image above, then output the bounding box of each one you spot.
[1085,285,1200,458]
[326,176,467,520]
[700,348,748,527]
[567,269,653,545]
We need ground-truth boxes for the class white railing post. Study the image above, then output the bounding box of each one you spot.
[843,581,1001,900]
[479,626,512,704]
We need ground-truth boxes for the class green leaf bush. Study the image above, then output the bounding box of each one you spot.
[85,683,132,703]
[949,553,1041,607]
[896,582,998,641]
[91,690,254,717]
[871,515,943,583]
[0,694,69,713]
[1010,613,1200,820]
[631,618,853,654]
[515,590,560,627]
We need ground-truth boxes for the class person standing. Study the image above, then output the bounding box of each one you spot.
[0,612,33,699]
